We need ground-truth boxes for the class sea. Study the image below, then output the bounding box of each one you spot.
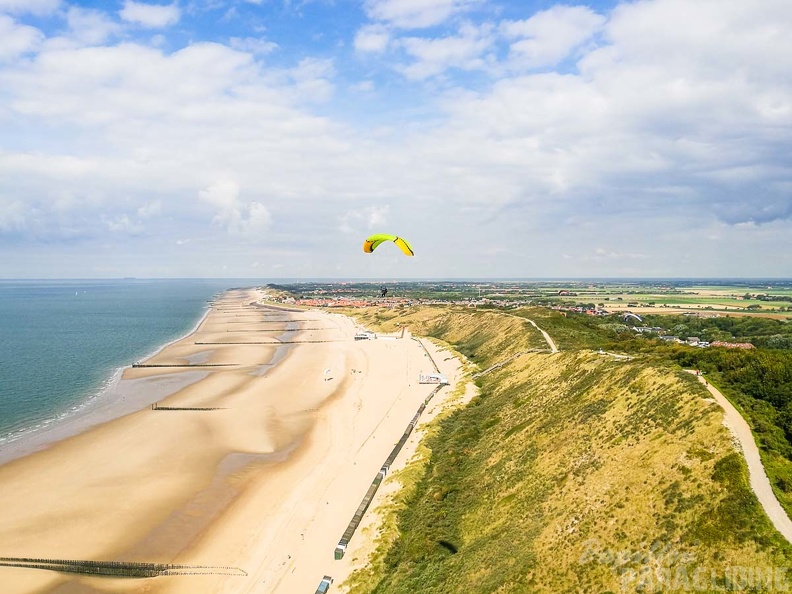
[0,278,252,448]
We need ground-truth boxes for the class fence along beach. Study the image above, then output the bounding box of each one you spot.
[0,287,461,594]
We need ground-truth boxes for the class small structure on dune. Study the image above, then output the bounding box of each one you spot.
[419,372,448,385]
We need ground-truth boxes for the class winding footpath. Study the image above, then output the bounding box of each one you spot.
[525,319,559,353]
[687,371,792,544]
[502,313,559,354]
[468,317,557,380]
[485,315,792,544]
[521,312,792,544]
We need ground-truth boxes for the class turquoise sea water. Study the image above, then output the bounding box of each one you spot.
[0,279,247,445]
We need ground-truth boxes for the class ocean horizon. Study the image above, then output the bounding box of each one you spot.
[3,276,789,450]
[0,278,255,447]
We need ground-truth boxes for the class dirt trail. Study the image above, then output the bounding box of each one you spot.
[525,319,559,353]
[688,371,792,544]
[501,313,559,354]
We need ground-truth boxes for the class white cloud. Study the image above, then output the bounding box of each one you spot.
[1,0,791,277]
[0,15,43,61]
[106,213,143,234]
[339,205,390,234]
[242,201,272,235]
[354,24,390,53]
[137,200,161,218]
[199,179,240,211]
[63,7,122,47]
[119,1,180,28]
[230,37,278,55]
[285,57,335,102]
[419,0,792,232]
[0,199,27,233]
[1,42,259,124]
[0,0,59,16]
[367,204,389,227]
[397,23,493,80]
[364,0,482,29]
[0,152,97,177]
[352,80,375,93]
[199,180,272,238]
[501,5,605,70]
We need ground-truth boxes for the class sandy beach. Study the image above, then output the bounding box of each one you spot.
[0,288,459,594]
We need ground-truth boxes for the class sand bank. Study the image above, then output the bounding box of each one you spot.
[0,289,461,594]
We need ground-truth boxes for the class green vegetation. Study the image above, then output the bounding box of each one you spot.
[345,374,475,593]
[613,340,792,518]
[546,308,792,518]
[345,307,792,593]
[636,313,792,350]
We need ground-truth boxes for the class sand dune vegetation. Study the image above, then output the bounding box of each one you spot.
[344,306,792,593]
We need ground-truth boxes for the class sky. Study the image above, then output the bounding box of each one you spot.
[0,0,791,279]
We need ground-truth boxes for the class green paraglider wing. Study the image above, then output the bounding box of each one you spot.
[363,234,414,256]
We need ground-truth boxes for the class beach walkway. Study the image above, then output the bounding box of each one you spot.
[0,289,382,593]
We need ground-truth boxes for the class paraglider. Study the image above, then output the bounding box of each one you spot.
[363,234,414,257]
[380,286,388,298]
[623,312,643,323]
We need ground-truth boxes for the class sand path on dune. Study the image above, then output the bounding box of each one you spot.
[687,371,792,544]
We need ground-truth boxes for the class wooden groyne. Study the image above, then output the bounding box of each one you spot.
[151,403,226,411]
[335,382,445,560]
[194,340,343,345]
[0,557,247,578]
[252,303,307,313]
[132,364,236,368]
[225,328,329,333]
[223,319,323,324]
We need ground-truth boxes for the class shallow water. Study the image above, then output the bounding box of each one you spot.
[0,279,250,450]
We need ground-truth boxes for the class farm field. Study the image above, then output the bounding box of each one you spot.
[546,283,792,319]
[270,280,792,319]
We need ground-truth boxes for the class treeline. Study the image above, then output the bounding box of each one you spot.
[671,347,792,412]
[637,313,792,349]
[751,293,792,303]
[671,344,792,511]
[631,313,792,348]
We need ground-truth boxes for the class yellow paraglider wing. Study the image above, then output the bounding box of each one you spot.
[393,237,414,256]
[363,234,414,256]
[363,234,392,253]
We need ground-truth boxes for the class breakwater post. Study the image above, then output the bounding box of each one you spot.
[0,557,247,578]
[151,403,226,411]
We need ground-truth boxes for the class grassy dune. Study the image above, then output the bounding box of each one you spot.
[346,307,792,593]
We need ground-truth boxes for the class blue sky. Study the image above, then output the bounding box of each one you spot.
[1,0,791,278]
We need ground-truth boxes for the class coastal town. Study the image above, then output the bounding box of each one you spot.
[261,283,772,350]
